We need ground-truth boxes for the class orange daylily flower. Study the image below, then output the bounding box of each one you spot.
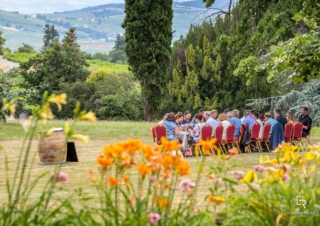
[176,161,191,175]
[88,169,96,183]
[204,173,215,180]
[122,175,130,190]
[137,163,152,176]
[158,197,169,209]
[141,145,158,161]
[164,183,170,190]
[197,138,217,150]
[160,137,181,151]
[96,154,113,170]
[121,138,142,154]
[110,144,125,159]
[108,176,119,186]
[228,147,239,155]
[208,196,226,203]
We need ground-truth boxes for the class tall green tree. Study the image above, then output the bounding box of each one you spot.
[21,28,89,95]
[264,0,320,84]
[61,28,89,82]
[113,34,126,51]
[0,31,5,55]
[122,0,173,121]
[42,24,59,51]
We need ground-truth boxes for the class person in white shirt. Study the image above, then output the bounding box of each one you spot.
[251,112,263,139]
[218,113,231,140]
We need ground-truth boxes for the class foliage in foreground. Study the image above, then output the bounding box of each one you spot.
[0,93,96,225]
[1,91,320,225]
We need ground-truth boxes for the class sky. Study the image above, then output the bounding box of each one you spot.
[0,0,188,14]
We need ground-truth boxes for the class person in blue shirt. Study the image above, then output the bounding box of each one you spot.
[229,110,242,138]
[274,108,287,128]
[243,110,256,129]
[163,113,179,141]
[264,112,278,133]
[204,111,219,137]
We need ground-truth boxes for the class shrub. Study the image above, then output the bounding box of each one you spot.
[54,81,96,119]
[98,94,142,121]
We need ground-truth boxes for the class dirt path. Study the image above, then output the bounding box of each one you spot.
[0,56,20,72]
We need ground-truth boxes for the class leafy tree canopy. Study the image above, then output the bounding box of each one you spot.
[122,0,173,121]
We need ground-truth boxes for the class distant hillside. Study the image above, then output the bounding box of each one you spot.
[0,0,225,53]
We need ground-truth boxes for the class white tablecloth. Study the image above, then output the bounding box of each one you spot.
[178,131,191,150]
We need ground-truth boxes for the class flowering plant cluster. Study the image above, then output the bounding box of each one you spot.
[222,142,320,225]
[1,93,96,225]
[90,137,201,225]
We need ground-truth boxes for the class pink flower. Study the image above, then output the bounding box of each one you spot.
[178,179,195,193]
[56,171,69,183]
[265,167,276,172]
[149,213,160,225]
[150,177,157,184]
[246,183,260,192]
[214,178,223,184]
[283,164,291,172]
[253,165,265,172]
[230,170,245,180]
[282,174,290,181]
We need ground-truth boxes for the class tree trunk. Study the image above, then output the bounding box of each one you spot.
[143,96,153,122]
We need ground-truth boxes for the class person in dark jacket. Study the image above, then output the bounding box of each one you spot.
[298,107,312,137]
[274,109,287,128]
[270,121,284,150]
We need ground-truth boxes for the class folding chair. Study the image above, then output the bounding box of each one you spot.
[155,124,167,145]
[258,124,271,153]
[234,125,245,153]
[151,126,157,144]
[247,123,261,153]
[214,125,227,154]
[225,125,236,153]
[284,123,293,143]
[194,125,214,156]
[291,122,303,147]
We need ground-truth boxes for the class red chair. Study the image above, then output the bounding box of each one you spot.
[247,123,261,153]
[214,125,227,154]
[284,123,293,143]
[155,124,167,145]
[258,124,271,152]
[195,125,214,156]
[151,126,156,143]
[234,125,245,153]
[225,125,236,153]
[291,122,303,146]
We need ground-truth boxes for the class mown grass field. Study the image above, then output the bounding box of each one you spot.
[0,120,319,206]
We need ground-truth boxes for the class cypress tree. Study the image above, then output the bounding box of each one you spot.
[122,0,173,121]
[42,24,59,51]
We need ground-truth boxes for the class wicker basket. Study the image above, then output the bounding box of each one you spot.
[38,128,67,165]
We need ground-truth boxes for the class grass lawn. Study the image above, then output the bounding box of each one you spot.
[0,120,319,206]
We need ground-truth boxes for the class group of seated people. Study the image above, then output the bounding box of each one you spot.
[158,107,313,150]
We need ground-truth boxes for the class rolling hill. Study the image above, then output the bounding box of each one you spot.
[0,0,226,53]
